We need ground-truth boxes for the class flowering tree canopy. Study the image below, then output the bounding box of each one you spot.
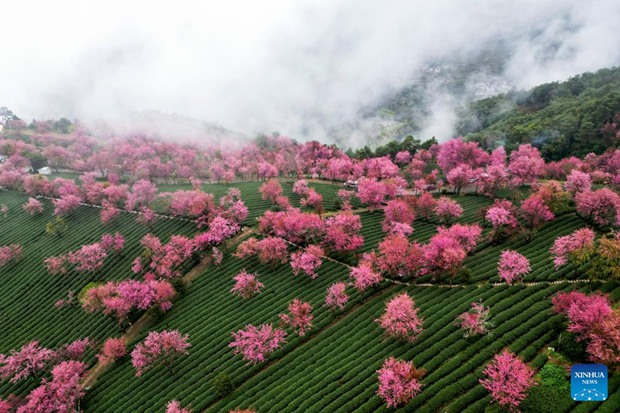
[230,324,287,364]
[550,228,596,268]
[290,245,323,279]
[231,270,264,299]
[498,250,531,284]
[376,357,423,408]
[435,197,463,225]
[479,350,536,412]
[0,341,54,383]
[131,330,191,377]
[457,301,492,338]
[326,282,348,311]
[376,293,423,342]
[279,299,314,336]
[575,188,620,228]
[349,264,382,292]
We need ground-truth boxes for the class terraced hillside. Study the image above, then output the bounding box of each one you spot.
[77,188,619,412]
[0,190,198,399]
[2,184,618,412]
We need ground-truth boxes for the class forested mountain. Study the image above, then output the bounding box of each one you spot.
[459,67,620,160]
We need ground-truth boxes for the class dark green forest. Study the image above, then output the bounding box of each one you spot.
[459,67,620,160]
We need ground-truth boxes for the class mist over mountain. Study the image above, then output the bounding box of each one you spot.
[1,1,619,147]
[86,110,249,147]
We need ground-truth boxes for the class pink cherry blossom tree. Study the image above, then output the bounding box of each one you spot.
[279,299,313,336]
[415,193,437,222]
[480,350,536,412]
[138,234,195,279]
[230,324,287,364]
[126,179,157,211]
[0,244,22,269]
[436,223,482,253]
[290,245,323,279]
[22,198,44,215]
[421,233,468,282]
[382,199,415,233]
[82,280,175,326]
[434,197,463,225]
[585,310,620,367]
[554,291,612,337]
[44,256,68,276]
[552,291,620,366]
[292,179,309,196]
[100,232,125,255]
[0,341,54,383]
[349,264,382,292]
[446,164,474,195]
[18,360,87,413]
[259,179,283,204]
[376,293,423,342]
[299,188,323,215]
[66,243,108,273]
[357,178,388,211]
[376,357,423,408]
[54,338,92,363]
[508,144,545,185]
[376,234,424,278]
[519,195,554,240]
[97,338,126,364]
[323,212,364,253]
[231,270,264,299]
[498,250,531,284]
[131,330,191,377]
[166,400,192,413]
[485,199,519,242]
[436,137,489,173]
[575,188,620,228]
[564,170,592,194]
[478,164,509,197]
[259,209,325,245]
[485,200,518,228]
[336,189,355,210]
[457,301,492,338]
[52,195,81,216]
[395,150,411,165]
[550,228,596,269]
[325,282,348,311]
[137,206,157,226]
[194,215,240,249]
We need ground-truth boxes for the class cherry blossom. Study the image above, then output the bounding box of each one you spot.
[376,293,423,342]
[131,330,190,377]
[279,299,313,336]
[290,245,323,279]
[231,270,264,299]
[376,357,423,408]
[479,350,536,412]
[457,302,492,338]
[498,250,531,284]
[230,324,287,364]
[326,282,348,311]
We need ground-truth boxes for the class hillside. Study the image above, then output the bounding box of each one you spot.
[1,132,620,412]
[459,67,620,160]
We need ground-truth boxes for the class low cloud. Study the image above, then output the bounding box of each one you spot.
[1,0,619,146]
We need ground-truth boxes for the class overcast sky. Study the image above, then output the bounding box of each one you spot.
[1,0,619,144]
